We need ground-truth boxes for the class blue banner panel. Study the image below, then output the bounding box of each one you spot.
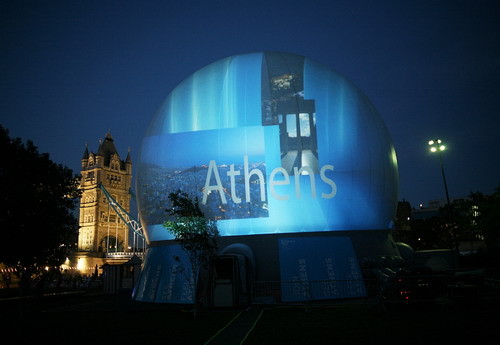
[278,236,366,302]
[133,245,194,304]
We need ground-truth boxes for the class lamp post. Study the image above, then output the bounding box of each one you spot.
[428,139,450,206]
[428,139,458,253]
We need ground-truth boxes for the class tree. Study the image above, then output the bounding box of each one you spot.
[408,216,452,250]
[456,187,500,268]
[0,125,80,295]
[467,187,500,253]
[163,189,219,317]
[405,186,500,272]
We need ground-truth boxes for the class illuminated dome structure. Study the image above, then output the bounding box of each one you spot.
[133,52,402,305]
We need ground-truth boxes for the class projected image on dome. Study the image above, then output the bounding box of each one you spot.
[137,51,399,241]
[138,126,268,224]
[261,52,319,175]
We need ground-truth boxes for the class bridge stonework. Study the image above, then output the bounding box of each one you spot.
[78,132,132,257]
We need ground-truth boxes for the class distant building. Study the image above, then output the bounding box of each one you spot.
[392,200,412,243]
[412,197,468,220]
[395,197,485,255]
[395,200,412,226]
[78,131,132,254]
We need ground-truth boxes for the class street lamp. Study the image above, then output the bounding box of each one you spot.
[429,139,459,254]
[428,139,450,206]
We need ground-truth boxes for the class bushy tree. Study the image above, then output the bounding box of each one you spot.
[456,187,500,266]
[408,215,453,250]
[405,185,500,271]
[467,187,500,252]
[163,190,219,317]
[0,125,80,294]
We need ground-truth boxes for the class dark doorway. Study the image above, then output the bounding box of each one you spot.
[212,256,236,307]
[212,254,251,308]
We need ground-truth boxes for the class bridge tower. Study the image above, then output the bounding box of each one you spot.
[78,131,132,255]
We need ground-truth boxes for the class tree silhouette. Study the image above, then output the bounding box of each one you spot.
[0,125,80,295]
[164,189,219,317]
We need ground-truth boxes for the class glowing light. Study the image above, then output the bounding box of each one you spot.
[76,257,87,271]
[429,139,446,153]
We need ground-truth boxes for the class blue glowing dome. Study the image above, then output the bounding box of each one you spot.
[137,52,398,242]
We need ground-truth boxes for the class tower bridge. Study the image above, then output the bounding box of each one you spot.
[70,132,146,275]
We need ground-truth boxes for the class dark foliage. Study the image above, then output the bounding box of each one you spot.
[166,189,204,218]
[0,125,81,293]
[164,190,219,316]
[394,184,500,271]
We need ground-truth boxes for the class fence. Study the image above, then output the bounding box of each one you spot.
[252,273,493,307]
[383,274,451,303]
[253,279,378,306]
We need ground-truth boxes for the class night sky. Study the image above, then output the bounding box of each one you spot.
[1,0,499,210]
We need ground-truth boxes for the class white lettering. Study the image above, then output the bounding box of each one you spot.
[227,164,241,204]
[293,166,316,199]
[244,155,266,203]
[320,165,337,198]
[202,160,227,204]
[270,167,290,201]
[202,156,337,205]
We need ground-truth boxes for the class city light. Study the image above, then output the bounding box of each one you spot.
[428,138,450,205]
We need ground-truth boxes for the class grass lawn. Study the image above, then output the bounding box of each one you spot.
[1,293,238,344]
[17,309,237,343]
[2,291,499,344]
[244,303,499,345]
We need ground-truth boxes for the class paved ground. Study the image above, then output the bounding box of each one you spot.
[205,309,263,345]
[2,287,499,344]
[0,291,251,344]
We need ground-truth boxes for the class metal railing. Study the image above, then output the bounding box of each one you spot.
[383,274,450,303]
[253,279,378,306]
[252,274,493,307]
[105,251,145,259]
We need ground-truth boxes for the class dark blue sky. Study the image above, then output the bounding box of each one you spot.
[1,0,499,208]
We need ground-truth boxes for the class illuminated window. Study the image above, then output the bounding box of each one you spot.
[299,113,311,137]
[286,114,297,137]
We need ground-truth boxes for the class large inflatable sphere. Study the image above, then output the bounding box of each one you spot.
[137,52,398,242]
